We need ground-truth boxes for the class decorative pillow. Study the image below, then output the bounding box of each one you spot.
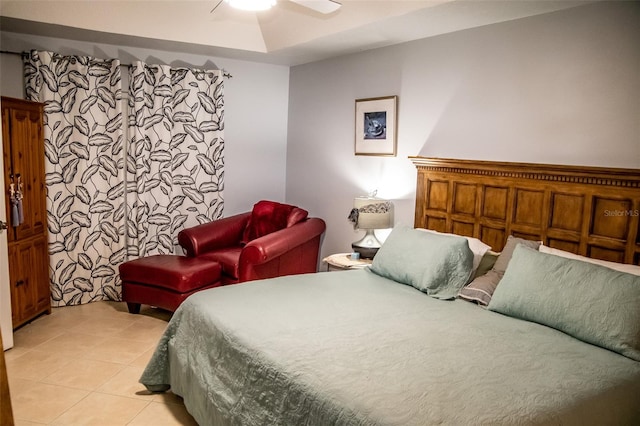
[488,245,640,362]
[370,225,474,300]
[472,250,500,279]
[242,200,300,243]
[539,245,640,276]
[286,207,308,228]
[456,270,503,306]
[458,236,540,306]
[417,229,491,275]
[492,235,541,274]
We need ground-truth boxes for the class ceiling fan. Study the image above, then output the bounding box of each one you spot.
[212,0,342,14]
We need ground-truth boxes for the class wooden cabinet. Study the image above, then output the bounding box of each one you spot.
[2,97,50,329]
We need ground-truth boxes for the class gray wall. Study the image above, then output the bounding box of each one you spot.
[0,31,291,216]
[286,1,640,259]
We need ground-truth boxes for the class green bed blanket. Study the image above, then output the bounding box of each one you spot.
[141,269,640,426]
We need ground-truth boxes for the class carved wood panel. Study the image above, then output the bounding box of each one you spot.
[482,186,508,221]
[412,157,640,265]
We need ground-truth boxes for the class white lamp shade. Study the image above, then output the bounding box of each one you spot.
[353,197,393,230]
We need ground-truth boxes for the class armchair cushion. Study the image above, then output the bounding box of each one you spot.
[200,248,242,281]
[242,200,308,243]
[178,213,250,257]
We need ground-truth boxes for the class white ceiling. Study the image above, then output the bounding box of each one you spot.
[0,0,590,66]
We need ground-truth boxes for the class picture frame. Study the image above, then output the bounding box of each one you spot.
[354,95,397,156]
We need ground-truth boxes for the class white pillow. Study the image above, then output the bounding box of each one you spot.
[539,245,640,276]
[417,229,491,274]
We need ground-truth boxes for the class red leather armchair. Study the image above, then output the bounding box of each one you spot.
[177,201,326,285]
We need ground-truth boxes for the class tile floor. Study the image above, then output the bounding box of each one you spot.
[4,301,198,425]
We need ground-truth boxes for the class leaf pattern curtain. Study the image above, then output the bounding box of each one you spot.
[24,50,125,306]
[127,62,224,258]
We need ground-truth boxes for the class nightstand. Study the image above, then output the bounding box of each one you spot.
[323,253,373,271]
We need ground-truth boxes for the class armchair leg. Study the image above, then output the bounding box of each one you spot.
[127,302,141,314]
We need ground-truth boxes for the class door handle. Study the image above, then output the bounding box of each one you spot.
[0,220,7,232]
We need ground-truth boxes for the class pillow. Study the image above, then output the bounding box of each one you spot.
[539,245,640,276]
[286,207,308,228]
[458,236,540,305]
[488,245,640,362]
[417,229,491,275]
[370,225,474,299]
[473,250,500,279]
[492,235,541,274]
[456,270,503,306]
[242,200,297,243]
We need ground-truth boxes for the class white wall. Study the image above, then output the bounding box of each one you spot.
[0,128,13,349]
[286,1,640,259]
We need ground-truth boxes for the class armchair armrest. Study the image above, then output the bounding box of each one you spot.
[240,218,326,265]
[178,212,251,257]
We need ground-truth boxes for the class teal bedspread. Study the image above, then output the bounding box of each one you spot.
[141,269,640,426]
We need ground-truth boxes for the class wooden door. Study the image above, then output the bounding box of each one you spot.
[2,102,47,242]
[8,240,37,326]
[1,97,51,329]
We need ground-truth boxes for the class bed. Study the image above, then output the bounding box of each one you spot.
[141,158,640,425]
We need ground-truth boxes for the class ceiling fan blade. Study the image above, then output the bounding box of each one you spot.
[289,0,341,14]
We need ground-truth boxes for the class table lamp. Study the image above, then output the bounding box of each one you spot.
[347,195,393,259]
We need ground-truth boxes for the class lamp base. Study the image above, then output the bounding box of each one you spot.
[352,229,382,259]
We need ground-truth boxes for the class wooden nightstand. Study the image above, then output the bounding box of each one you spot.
[323,253,373,271]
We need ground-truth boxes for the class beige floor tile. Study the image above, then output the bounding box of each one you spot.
[67,316,139,337]
[33,331,107,357]
[134,306,173,322]
[5,350,75,381]
[129,313,171,328]
[66,300,124,315]
[3,345,32,362]
[128,401,198,426]
[61,300,132,318]
[113,320,168,344]
[4,301,186,425]
[14,419,48,426]
[51,392,149,425]
[129,347,157,368]
[11,382,89,424]
[83,337,156,364]
[107,301,131,313]
[12,321,64,349]
[6,377,39,396]
[48,305,94,321]
[152,390,186,405]
[42,358,125,391]
[96,365,155,401]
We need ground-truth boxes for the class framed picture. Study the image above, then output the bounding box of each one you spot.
[354,95,397,156]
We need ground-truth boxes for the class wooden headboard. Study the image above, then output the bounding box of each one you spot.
[410,157,640,265]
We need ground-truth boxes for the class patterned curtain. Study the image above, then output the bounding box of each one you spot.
[127,62,224,259]
[24,50,125,306]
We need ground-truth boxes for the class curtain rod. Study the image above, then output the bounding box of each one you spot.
[0,49,232,78]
